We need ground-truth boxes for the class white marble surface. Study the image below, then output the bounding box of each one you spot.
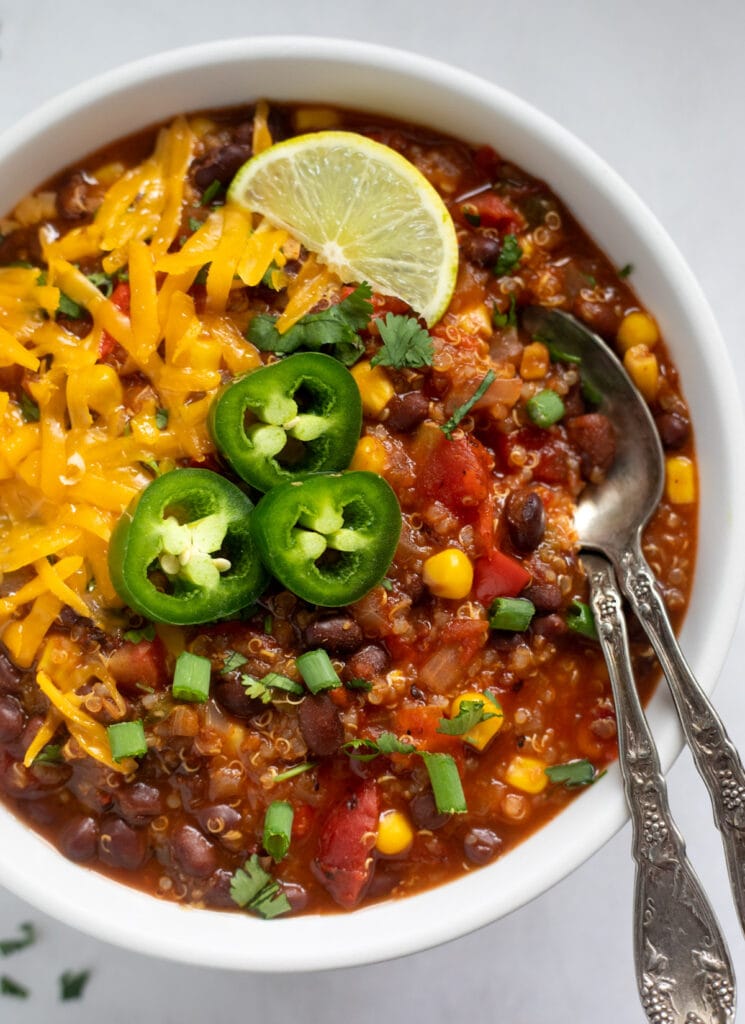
[0,2,743,1021]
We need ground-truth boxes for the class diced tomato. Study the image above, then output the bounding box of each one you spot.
[418,433,495,552]
[99,282,131,361]
[472,549,531,605]
[460,191,523,231]
[392,704,463,759]
[497,426,574,485]
[107,637,169,696]
[313,779,380,909]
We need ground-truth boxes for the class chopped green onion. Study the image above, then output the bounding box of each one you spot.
[172,651,211,702]
[580,374,603,406]
[545,759,598,787]
[261,672,304,696]
[526,388,565,428]
[345,676,373,692]
[489,596,535,631]
[0,922,36,956]
[106,720,147,762]
[271,761,316,784]
[32,744,62,765]
[59,969,91,1001]
[122,623,156,644]
[421,752,467,814]
[566,600,598,640]
[441,369,496,439]
[263,800,294,862]
[296,649,341,693]
[201,180,222,205]
[545,341,582,365]
[1,975,28,998]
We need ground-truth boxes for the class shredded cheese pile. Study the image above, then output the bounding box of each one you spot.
[0,107,336,766]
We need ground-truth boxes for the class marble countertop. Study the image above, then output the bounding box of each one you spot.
[0,2,743,1021]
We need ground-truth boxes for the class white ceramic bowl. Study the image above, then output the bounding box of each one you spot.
[0,36,742,971]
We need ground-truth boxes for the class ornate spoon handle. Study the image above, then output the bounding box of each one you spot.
[584,553,735,1024]
[617,542,745,937]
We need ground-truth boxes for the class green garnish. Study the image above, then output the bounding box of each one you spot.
[1,976,28,998]
[106,720,147,762]
[296,649,341,694]
[342,731,416,762]
[32,744,63,765]
[242,673,304,704]
[581,374,603,406]
[248,282,373,366]
[229,854,291,919]
[545,759,598,787]
[201,180,222,206]
[345,677,373,692]
[0,922,36,957]
[155,407,169,430]
[461,203,481,227]
[421,752,467,814]
[380,577,394,592]
[489,596,536,631]
[263,800,294,862]
[188,216,202,233]
[370,313,434,369]
[618,263,634,279]
[87,271,114,298]
[493,234,522,276]
[172,650,212,703]
[441,369,496,439]
[526,388,565,428]
[263,614,273,635]
[545,341,582,365]
[122,623,156,644]
[60,969,91,1001]
[57,292,85,319]
[437,699,497,736]
[566,600,598,640]
[492,293,517,328]
[271,761,316,784]
[261,261,281,289]
[18,392,40,422]
[221,650,249,674]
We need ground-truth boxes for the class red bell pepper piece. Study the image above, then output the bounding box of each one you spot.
[313,779,380,909]
[473,549,531,605]
[99,282,131,361]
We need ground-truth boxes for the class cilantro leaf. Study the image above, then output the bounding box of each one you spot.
[222,650,248,674]
[247,282,373,366]
[345,677,373,692]
[271,761,316,784]
[57,292,85,319]
[436,698,499,736]
[370,314,434,369]
[155,407,169,430]
[0,923,36,957]
[60,969,91,1001]
[342,730,416,762]
[32,744,63,765]
[86,271,114,298]
[1,975,28,998]
[229,854,291,919]
[19,392,40,422]
[201,180,223,206]
[544,759,598,788]
[242,675,273,704]
[122,623,156,644]
[493,234,522,276]
[441,369,496,439]
[492,293,517,329]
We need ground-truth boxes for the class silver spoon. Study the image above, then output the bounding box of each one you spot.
[522,306,739,1020]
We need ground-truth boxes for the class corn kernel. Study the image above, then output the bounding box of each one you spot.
[351,360,395,417]
[665,455,696,504]
[92,161,126,187]
[617,311,659,352]
[376,809,415,856]
[455,303,492,338]
[294,107,341,131]
[520,341,550,380]
[422,548,474,600]
[505,755,548,794]
[349,435,388,475]
[623,344,659,401]
[451,691,504,751]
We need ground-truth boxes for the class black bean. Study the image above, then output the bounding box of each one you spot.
[56,171,103,220]
[521,582,562,613]
[532,613,568,638]
[298,694,344,757]
[171,823,218,878]
[463,827,502,864]
[655,411,690,450]
[566,413,616,478]
[283,882,309,914]
[410,791,450,831]
[573,295,621,339]
[505,490,546,551]
[304,617,363,654]
[0,695,24,742]
[460,232,501,266]
[345,644,389,681]
[203,869,237,908]
[0,648,22,695]
[213,677,260,719]
[98,817,150,871]
[60,815,99,862]
[385,392,430,432]
[116,781,163,827]
[195,803,242,837]
[192,142,252,190]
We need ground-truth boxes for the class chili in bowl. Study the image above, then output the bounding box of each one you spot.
[0,37,741,970]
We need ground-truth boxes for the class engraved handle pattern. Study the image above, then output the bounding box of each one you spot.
[583,554,735,1024]
[618,544,745,937]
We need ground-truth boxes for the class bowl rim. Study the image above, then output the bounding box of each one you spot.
[0,34,743,972]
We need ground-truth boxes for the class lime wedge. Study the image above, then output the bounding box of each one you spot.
[228,130,459,325]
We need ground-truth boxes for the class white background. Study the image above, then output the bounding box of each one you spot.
[0,2,743,1021]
